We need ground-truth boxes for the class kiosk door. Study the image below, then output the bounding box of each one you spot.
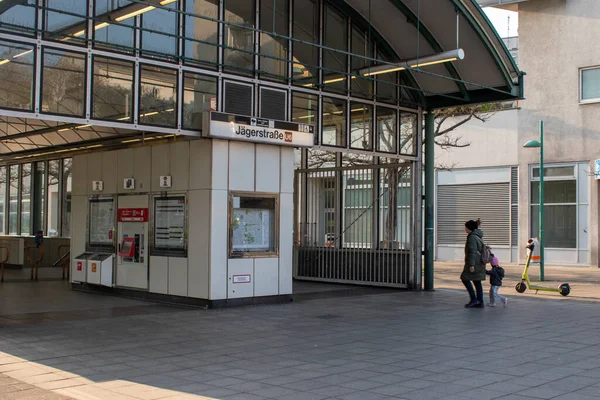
[116,195,149,289]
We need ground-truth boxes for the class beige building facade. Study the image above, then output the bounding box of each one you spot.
[436,0,600,266]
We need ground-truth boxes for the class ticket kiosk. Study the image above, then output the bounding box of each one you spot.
[116,195,149,289]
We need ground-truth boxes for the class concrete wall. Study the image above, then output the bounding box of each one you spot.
[435,109,519,169]
[71,139,294,300]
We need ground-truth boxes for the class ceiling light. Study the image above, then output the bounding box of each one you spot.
[359,49,465,77]
[115,5,156,22]
[122,138,142,143]
[13,50,32,59]
[0,59,10,66]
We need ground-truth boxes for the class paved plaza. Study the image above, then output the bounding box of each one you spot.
[2,275,600,400]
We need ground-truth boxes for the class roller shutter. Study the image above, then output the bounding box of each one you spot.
[437,183,510,246]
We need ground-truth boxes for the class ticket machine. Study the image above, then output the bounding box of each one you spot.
[116,195,149,289]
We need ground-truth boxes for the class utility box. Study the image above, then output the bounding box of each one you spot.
[87,253,114,286]
[72,252,93,283]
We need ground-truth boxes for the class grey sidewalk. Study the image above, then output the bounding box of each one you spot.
[2,281,600,399]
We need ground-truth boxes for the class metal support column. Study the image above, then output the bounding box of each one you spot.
[424,111,435,291]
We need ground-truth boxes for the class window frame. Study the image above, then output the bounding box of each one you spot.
[579,65,600,104]
[228,191,280,258]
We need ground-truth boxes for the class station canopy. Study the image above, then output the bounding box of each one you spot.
[0,0,522,160]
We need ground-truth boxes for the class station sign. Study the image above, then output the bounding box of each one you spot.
[118,208,148,222]
[205,112,314,147]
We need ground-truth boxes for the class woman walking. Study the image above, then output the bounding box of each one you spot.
[461,219,486,308]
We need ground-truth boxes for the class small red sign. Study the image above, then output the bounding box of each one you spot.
[77,261,82,271]
[118,208,148,222]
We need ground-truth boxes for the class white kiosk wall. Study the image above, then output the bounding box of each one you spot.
[71,139,294,301]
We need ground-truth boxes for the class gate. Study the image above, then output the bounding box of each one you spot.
[294,162,418,288]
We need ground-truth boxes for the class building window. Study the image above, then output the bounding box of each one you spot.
[41,48,86,117]
[44,0,88,42]
[350,103,372,150]
[141,1,179,59]
[0,41,35,111]
[92,57,134,122]
[8,165,18,235]
[94,0,135,51]
[323,5,347,94]
[139,65,178,127]
[223,0,255,75]
[48,160,60,237]
[292,0,318,87]
[321,96,346,148]
[530,165,577,249]
[377,107,397,153]
[0,166,5,235]
[0,0,36,35]
[61,158,72,237]
[292,91,318,144]
[33,162,46,235]
[580,67,600,103]
[184,0,219,68]
[259,0,289,80]
[182,72,217,130]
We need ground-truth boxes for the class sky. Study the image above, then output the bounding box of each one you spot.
[484,7,519,38]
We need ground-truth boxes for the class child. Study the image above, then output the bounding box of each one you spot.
[486,256,508,307]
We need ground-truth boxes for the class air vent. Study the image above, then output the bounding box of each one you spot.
[224,81,253,116]
[260,88,287,121]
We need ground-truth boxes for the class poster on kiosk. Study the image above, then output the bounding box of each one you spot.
[117,195,149,289]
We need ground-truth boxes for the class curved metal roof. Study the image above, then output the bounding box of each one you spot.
[342,0,523,109]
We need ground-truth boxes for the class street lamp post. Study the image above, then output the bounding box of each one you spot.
[523,120,545,281]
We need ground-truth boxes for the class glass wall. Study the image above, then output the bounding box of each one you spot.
[42,49,86,116]
[44,0,88,42]
[350,103,372,150]
[94,0,135,51]
[48,160,60,236]
[323,6,347,94]
[322,96,346,147]
[0,0,36,35]
[0,167,5,234]
[0,158,71,237]
[142,0,179,59]
[223,0,255,75]
[184,0,219,67]
[260,0,289,80]
[20,163,31,236]
[139,65,178,127]
[93,57,134,121]
[292,0,319,86]
[182,72,217,130]
[0,42,35,111]
[8,166,18,235]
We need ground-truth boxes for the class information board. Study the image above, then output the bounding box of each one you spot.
[232,208,272,252]
[89,199,114,246]
[154,197,185,250]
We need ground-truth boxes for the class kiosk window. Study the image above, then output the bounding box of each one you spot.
[89,198,115,246]
[230,194,278,257]
[154,196,186,251]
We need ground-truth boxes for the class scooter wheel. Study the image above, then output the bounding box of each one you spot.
[559,283,570,297]
[515,282,527,293]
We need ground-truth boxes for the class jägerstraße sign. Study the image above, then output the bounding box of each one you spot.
[206,112,314,147]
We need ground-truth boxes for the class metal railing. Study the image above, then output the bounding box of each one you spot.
[25,246,44,281]
[294,162,414,288]
[55,244,71,280]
